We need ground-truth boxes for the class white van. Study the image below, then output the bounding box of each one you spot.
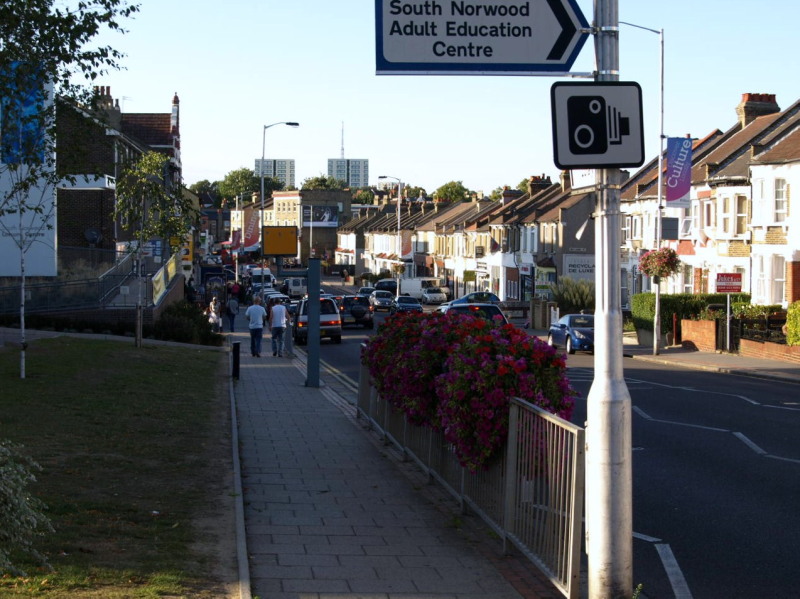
[281,277,307,299]
[398,277,448,300]
[249,267,274,288]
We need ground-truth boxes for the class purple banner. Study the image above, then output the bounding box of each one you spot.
[666,137,692,204]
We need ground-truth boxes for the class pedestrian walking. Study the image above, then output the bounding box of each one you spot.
[269,299,288,357]
[226,296,239,332]
[207,297,221,332]
[244,296,266,357]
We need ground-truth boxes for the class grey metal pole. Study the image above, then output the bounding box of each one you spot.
[260,126,266,293]
[586,0,633,597]
[305,258,321,387]
[620,22,665,355]
[260,122,300,292]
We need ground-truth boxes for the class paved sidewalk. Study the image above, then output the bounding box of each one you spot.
[231,329,560,599]
[621,335,800,384]
[521,327,800,385]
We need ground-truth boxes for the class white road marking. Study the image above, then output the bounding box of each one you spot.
[732,432,767,455]
[656,543,694,599]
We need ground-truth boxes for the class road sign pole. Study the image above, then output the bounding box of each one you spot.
[585,1,634,597]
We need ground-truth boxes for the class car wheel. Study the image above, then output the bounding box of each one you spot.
[547,334,555,347]
[566,337,575,354]
[365,320,374,329]
[333,335,342,344]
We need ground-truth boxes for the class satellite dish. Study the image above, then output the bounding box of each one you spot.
[84,227,103,244]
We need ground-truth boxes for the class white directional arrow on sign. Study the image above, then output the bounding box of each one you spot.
[375,0,590,75]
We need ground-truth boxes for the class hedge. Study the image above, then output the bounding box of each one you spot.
[631,292,751,335]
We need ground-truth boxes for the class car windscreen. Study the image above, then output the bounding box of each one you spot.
[301,300,339,315]
[569,315,594,327]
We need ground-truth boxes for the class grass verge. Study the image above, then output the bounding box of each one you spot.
[0,336,235,598]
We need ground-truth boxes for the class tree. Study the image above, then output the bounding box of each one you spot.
[517,177,532,194]
[434,180,470,203]
[301,175,348,190]
[216,168,260,203]
[115,151,195,243]
[353,188,374,204]
[489,187,504,200]
[115,151,196,347]
[188,179,220,207]
[0,0,138,575]
[1,0,139,380]
[403,185,427,199]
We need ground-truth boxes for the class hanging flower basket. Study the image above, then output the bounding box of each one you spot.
[639,248,680,279]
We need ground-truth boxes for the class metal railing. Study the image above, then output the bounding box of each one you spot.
[715,315,788,351]
[0,252,159,315]
[356,360,585,598]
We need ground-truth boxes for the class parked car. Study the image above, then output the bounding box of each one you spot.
[449,291,501,305]
[356,286,375,298]
[369,290,394,311]
[547,313,595,354]
[389,295,423,314]
[337,295,374,328]
[420,287,447,305]
[441,303,508,324]
[292,297,342,345]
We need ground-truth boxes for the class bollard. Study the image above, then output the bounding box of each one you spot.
[232,341,240,379]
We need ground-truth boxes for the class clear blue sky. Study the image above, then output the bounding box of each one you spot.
[93,0,799,195]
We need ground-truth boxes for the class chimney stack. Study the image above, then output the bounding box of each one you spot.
[736,93,780,127]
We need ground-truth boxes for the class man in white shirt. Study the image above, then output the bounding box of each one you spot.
[269,299,289,357]
[244,296,266,357]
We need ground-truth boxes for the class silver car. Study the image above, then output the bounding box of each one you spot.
[292,297,342,345]
[421,287,447,304]
[369,290,394,312]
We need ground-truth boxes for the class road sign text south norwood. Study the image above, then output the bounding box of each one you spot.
[375,0,589,74]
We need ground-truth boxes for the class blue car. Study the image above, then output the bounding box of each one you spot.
[449,291,501,305]
[547,313,595,354]
[389,295,423,314]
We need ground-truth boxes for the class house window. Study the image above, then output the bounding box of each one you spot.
[702,199,715,231]
[679,217,692,238]
[774,178,787,222]
[631,216,642,240]
[754,255,766,304]
[621,216,631,243]
[735,195,748,235]
[720,196,732,236]
[681,263,693,294]
[772,255,786,304]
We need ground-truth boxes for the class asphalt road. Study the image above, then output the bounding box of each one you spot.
[308,300,800,598]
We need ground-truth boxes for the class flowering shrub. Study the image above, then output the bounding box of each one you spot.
[638,247,680,279]
[362,312,576,471]
[362,311,446,426]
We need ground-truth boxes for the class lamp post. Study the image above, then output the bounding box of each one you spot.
[260,121,299,291]
[621,21,665,355]
[379,175,402,295]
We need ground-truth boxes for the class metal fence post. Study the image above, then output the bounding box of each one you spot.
[231,341,240,379]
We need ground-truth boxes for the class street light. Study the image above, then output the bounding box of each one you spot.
[379,175,402,294]
[620,21,664,355]
[260,121,299,291]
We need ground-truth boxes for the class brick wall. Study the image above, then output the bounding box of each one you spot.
[58,188,117,250]
[680,319,718,352]
[740,338,800,364]
[788,261,800,304]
